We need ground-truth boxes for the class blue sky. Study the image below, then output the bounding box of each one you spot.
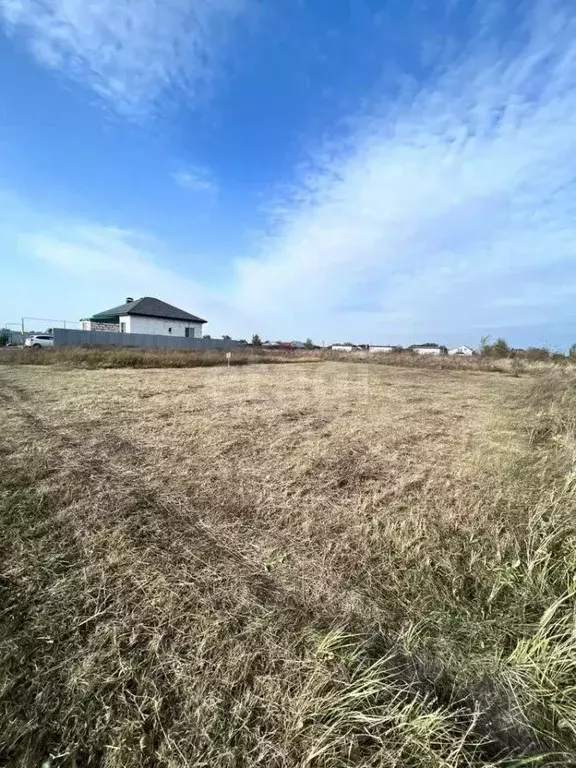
[1,0,576,347]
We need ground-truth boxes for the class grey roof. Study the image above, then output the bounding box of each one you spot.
[91,297,207,323]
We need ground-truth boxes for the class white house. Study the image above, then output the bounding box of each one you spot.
[330,344,358,352]
[448,345,475,356]
[410,345,448,356]
[81,297,207,338]
[368,345,396,354]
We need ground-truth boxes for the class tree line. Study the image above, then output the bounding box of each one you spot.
[480,336,576,361]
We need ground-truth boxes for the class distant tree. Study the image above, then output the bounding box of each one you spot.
[481,336,511,359]
[0,328,9,346]
[304,338,314,349]
[480,336,492,356]
[493,338,511,358]
[203,334,211,340]
[222,334,232,341]
[237,339,248,346]
[251,333,262,347]
[569,344,576,359]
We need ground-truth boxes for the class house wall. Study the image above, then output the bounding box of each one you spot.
[448,346,474,356]
[82,321,120,332]
[120,315,203,338]
[330,345,355,352]
[413,347,443,355]
[54,328,236,350]
[369,346,395,353]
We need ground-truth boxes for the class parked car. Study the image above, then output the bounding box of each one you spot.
[24,334,54,349]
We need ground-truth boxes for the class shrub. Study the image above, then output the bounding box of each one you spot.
[481,336,512,358]
[523,347,551,362]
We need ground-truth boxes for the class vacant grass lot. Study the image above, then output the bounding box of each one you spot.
[0,345,534,373]
[0,346,323,368]
[1,362,575,766]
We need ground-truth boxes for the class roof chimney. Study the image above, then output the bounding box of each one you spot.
[126,297,134,303]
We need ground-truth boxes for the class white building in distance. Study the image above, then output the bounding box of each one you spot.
[82,297,207,338]
[448,345,475,356]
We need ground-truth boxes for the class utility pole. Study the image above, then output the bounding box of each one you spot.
[21,317,25,336]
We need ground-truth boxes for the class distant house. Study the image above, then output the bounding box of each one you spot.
[410,344,448,356]
[368,345,396,354]
[330,344,359,352]
[448,345,475,356]
[4,330,24,345]
[262,341,298,349]
[81,297,207,338]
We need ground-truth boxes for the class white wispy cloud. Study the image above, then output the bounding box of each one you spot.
[230,0,576,345]
[171,166,218,193]
[9,216,246,334]
[0,0,247,115]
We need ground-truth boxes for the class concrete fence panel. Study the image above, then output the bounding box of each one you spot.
[53,328,241,350]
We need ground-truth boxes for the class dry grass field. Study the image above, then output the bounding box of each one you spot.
[0,344,527,373]
[2,361,576,766]
[0,346,324,369]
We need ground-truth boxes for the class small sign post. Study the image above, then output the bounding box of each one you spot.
[226,351,232,367]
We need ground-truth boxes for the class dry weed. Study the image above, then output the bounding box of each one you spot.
[1,363,575,766]
[0,346,323,369]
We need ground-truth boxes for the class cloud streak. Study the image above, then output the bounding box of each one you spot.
[4,0,576,347]
[231,0,576,344]
[171,166,218,193]
[0,0,248,115]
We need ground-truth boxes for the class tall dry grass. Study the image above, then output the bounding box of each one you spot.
[1,363,576,766]
[327,349,553,375]
[2,345,567,374]
[0,346,323,368]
